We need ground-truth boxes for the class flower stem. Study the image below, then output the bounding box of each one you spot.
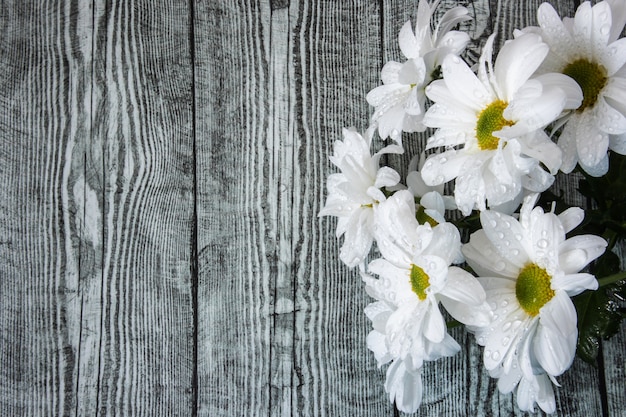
[597,271,626,288]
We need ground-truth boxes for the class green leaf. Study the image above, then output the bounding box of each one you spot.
[573,250,626,364]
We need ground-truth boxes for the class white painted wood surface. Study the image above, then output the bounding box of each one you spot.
[0,0,624,416]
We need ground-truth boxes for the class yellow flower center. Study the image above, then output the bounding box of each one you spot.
[515,263,555,317]
[416,205,439,227]
[475,100,514,150]
[562,59,607,112]
[410,264,430,301]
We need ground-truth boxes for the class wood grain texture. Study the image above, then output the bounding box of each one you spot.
[0,1,90,415]
[89,0,195,415]
[288,1,393,416]
[194,1,273,416]
[1,0,626,416]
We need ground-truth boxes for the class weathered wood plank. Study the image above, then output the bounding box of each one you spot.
[88,0,195,414]
[0,1,92,415]
[289,1,394,416]
[194,1,274,416]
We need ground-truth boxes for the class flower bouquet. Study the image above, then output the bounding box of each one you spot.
[320,0,626,413]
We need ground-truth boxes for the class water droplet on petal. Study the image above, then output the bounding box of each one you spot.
[491,351,501,360]
[537,239,548,249]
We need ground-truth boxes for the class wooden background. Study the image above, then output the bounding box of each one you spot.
[0,0,624,415]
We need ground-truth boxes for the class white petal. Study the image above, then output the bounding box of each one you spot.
[380,61,402,85]
[422,222,461,265]
[435,30,470,56]
[572,2,593,58]
[441,54,492,111]
[602,37,626,76]
[399,58,426,87]
[420,150,468,186]
[501,85,567,137]
[422,299,446,343]
[398,21,420,59]
[462,230,521,278]
[424,79,479,117]
[558,234,607,273]
[374,166,401,189]
[339,209,374,267]
[522,165,555,193]
[420,191,446,219]
[557,207,584,234]
[367,330,393,366]
[435,7,471,45]
[590,1,612,55]
[422,332,461,362]
[601,76,626,116]
[537,3,576,63]
[535,291,577,376]
[480,210,530,268]
[595,95,626,136]
[580,153,609,177]
[495,33,549,101]
[534,73,583,110]
[367,85,410,114]
[557,116,580,173]
[454,157,489,216]
[516,374,556,414]
[529,209,564,271]
[607,0,626,43]
[385,360,423,414]
[610,132,626,154]
[552,272,598,296]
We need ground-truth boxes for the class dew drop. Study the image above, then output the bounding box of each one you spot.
[451,56,461,64]
[537,239,548,249]
[502,337,510,346]
[491,351,501,360]
[501,300,509,308]
[502,321,512,331]
[495,261,506,271]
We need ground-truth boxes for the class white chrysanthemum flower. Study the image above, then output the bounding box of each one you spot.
[366,0,471,143]
[462,194,607,413]
[421,32,582,216]
[531,0,626,176]
[362,190,489,413]
[320,128,402,268]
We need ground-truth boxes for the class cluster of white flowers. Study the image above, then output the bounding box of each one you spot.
[320,0,624,414]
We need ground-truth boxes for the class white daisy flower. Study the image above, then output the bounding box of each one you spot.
[462,193,607,413]
[319,128,402,268]
[362,190,489,412]
[366,0,471,143]
[532,0,626,176]
[421,32,582,216]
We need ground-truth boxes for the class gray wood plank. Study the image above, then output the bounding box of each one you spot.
[87,0,195,414]
[194,1,273,416]
[0,1,92,415]
[288,1,393,416]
